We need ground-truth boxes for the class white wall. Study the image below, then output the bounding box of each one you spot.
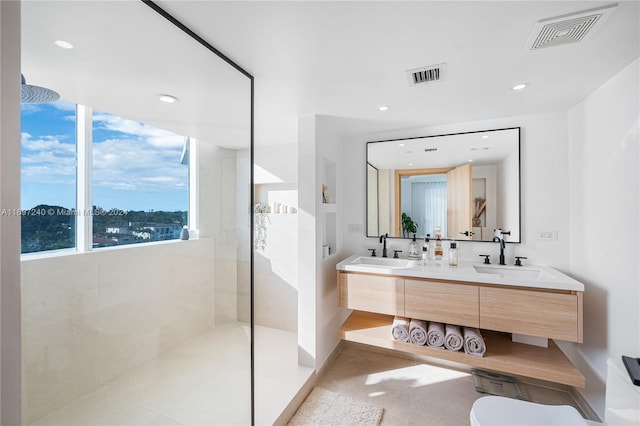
[297,116,318,367]
[298,115,351,370]
[566,58,639,418]
[0,2,23,424]
[254,142,299,331]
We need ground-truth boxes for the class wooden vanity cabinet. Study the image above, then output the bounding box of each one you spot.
[479,286,583,343]
[338,270,583,343]
[337,269,585,387]
[339,272,404,316]
[404,279,479,327]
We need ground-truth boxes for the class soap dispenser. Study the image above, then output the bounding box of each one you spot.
[408,234,421,259]
[434,227,443,265]
[448,241,459,267]
[421,234,431,266]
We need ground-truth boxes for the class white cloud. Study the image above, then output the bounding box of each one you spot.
[21,109,188,194]
[92,137,187,192]
[21,133,76,184]
[93,113,185,148]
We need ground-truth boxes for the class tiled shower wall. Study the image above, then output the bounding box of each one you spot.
[21,239,217,423]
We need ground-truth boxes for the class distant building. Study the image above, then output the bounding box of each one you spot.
[106,223,132,235]
[132,223,182,241]
[147,223,182,240]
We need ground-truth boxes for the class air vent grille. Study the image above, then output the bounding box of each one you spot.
[424,148,438,152]
[531,14,601,49]
[407,63,446,86]
[525,4,617,52]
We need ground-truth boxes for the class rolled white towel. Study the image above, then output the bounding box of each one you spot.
[427,322,445,348]
[463,327,486,357]
[409,319,428,346]
[444,324,463,351]
[391,316,410,342]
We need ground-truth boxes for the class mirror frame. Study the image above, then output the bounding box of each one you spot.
[366,127,521,243]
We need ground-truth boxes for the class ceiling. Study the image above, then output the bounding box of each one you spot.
[22,1,640,148]
[368,128,519,170]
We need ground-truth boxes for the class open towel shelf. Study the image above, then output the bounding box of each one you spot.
[339,310,585,388]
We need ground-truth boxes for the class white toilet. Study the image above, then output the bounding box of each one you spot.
[470,357,640,425]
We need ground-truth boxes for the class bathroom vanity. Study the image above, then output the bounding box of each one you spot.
[336,255,586,387]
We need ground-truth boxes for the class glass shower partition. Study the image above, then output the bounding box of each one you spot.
[20,1,254,424]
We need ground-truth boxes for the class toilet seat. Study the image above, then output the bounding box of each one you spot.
[470,396,588,426]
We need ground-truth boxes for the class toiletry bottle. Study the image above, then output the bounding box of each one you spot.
[449,241,458,267]
[421,234,430,266]
[180,226,189,241]
[408,234,420,259]
[434,229,443,265]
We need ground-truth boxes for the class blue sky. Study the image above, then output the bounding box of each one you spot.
[21,100,188,211]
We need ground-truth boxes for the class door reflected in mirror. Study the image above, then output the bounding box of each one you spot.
[366,128,520,242]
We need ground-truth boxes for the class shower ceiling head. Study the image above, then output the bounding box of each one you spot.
[21,74,60,104]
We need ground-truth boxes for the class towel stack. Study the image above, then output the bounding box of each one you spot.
[409,319,428,346]
[391,317,411,342]
[444,324,464,351]
[391,317,487,357]
[463,327,486,357]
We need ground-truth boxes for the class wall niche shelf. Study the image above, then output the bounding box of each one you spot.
[322,157,337,258]
[339,310,585,388]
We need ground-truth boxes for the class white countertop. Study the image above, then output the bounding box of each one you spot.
[336,254,585,291]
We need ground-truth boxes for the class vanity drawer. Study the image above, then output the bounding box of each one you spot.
[339,272,404,316]
[405,279,479,327]
[479,287,581,342]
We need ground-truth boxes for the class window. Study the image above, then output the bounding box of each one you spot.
[20,100,77,253]
[91,110,188,248]
[20,101,190,254]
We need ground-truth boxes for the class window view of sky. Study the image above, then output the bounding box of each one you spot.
[21,100,188,212]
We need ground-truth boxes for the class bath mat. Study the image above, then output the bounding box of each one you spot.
[472,369,527,400]
[287,387,383,426]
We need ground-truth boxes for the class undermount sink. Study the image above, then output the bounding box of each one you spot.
[347,256,417,269]
[473,264,553,279]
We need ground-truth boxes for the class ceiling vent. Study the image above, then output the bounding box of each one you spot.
[406,63,446,86]
[524,4,617,51]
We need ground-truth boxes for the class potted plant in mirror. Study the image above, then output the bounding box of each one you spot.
[401,212,418,238]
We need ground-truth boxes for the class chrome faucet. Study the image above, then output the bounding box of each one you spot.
[379,233,389,258]
[492,229,510,265]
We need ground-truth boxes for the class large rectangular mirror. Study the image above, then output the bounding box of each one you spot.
[367,128,520,242]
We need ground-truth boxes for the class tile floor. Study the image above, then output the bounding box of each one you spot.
[315,343,587,426]
[26,325,588,426]
[30,324,313,426]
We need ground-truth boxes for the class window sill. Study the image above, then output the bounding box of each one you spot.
[20,237,202,262]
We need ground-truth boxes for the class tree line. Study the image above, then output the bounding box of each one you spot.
[21,204,187,254]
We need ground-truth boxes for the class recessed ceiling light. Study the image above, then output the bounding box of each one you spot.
[398,143,405,147]
[408,163,414,166]
[512,83,528,91]
[378,105,390,111]
[468,159,474,162]
[54,40,74,49]
[159,94,178,103]
[481,135,489,139]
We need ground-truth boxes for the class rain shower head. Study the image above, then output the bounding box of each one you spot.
[21,74,60,104]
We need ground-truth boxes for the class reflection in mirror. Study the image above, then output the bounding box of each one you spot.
[367,128,520,242]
